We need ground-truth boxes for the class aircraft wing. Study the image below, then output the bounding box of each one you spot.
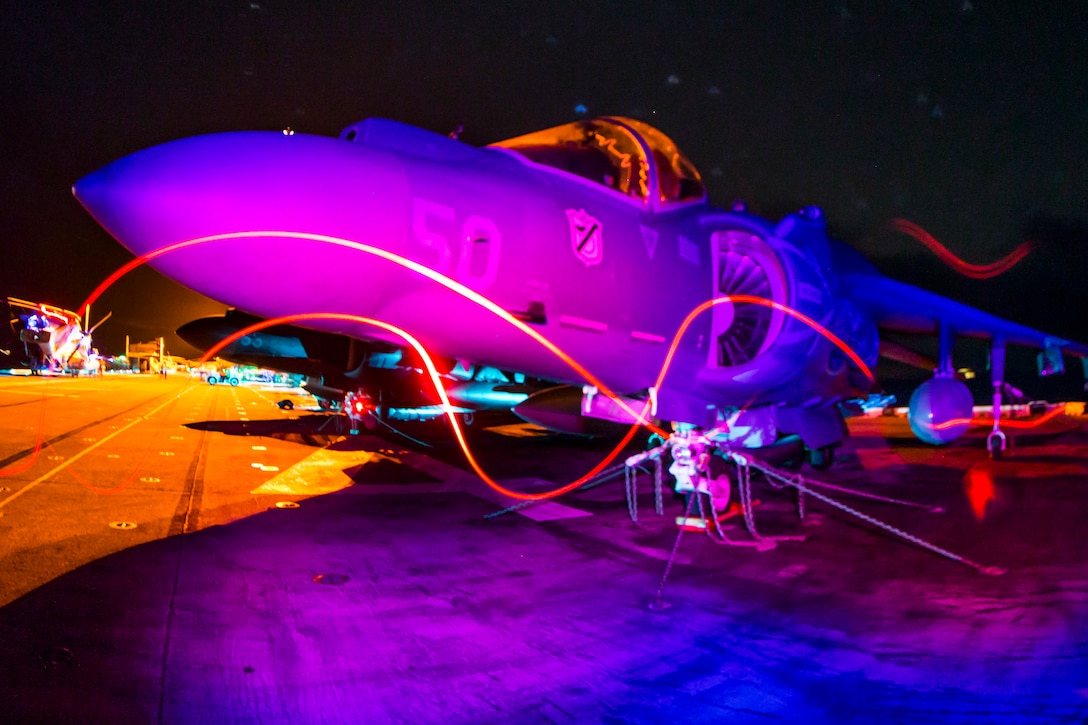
[841,273,1088,358]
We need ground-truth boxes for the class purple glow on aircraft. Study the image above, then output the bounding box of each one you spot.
[74,116,1088,464]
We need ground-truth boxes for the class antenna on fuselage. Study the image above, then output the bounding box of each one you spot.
[88,311,112,334]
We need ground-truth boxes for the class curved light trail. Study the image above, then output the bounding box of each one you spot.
[929,405,1068,432]
[71,230,930,503]
[890,218,1032,280]
[199,311,642,501]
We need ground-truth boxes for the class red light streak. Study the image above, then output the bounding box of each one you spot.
[4,382,189,495]
[890,218,1032,280]
[929,405,1067,432]
[199,312,643,501]
[56,385,190,496]
[38,222,1082,507]
[655,295,876,390]
[0,388,48,478]
[81,231,883,503]
[77,231,668,436]
[50,437,157,496]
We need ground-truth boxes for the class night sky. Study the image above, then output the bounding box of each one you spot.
[2,2,1086,379]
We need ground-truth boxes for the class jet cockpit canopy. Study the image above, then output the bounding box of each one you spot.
[492,117,705,211]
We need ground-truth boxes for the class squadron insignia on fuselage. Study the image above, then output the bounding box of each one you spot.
[566,208,603,267]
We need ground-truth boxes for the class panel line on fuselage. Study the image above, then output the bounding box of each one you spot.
[557,315,609,333]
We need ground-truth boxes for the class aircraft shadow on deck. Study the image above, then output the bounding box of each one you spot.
[0,489,519,722]
[2,460,1086,723]
[183,414,346,447]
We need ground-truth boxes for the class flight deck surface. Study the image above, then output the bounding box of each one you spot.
[0,374,1085,723]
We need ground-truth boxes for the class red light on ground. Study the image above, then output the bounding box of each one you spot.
[962,465,995,520]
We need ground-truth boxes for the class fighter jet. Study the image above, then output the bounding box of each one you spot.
[72,116,1088,463]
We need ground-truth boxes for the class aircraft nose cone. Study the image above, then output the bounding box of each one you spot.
[73,131,411,320]
[74,131,409,259]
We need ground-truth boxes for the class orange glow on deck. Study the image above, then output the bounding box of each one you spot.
[199,311,643,501]
[0,392,47,478]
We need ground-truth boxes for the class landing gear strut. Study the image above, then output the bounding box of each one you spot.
[988,337,1008,460]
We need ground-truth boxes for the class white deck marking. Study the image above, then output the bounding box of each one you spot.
[0,389,194,510]
[251,449,384,496]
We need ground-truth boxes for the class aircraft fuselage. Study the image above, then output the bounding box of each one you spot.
[75,118,878,434]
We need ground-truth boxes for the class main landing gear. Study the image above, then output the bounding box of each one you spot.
[987,337,1008,460]
[623,421,1006,612]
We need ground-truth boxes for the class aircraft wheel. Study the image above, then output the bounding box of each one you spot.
[277,400,294,410]
[463,411,475,426]
[807,444,838,471]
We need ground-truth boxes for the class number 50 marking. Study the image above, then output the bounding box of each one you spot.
[411,198,501,290]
